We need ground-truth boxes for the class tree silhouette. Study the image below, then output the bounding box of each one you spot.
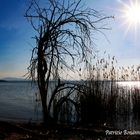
[25,0,111,124]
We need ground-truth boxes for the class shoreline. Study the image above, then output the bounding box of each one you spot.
[0,120,140,140]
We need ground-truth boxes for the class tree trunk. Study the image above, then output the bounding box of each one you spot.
[40,91,48,123]
[38,38,49,124]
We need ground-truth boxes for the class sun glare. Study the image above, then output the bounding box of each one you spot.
[117,81,140,88]
[119,0,140,34]
[124,1,140,24]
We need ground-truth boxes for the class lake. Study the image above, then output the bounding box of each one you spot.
[0,81,42,122]
[1,80,140,129]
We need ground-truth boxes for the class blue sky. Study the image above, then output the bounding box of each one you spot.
[88,0,140,67]
[0,0,140,78]
[0,0,34,78]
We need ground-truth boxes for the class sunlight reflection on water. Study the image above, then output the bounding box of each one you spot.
[117,81,140,88]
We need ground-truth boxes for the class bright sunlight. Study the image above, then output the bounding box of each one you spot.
[119,0,140,34]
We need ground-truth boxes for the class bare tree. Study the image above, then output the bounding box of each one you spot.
[25,0,111,124]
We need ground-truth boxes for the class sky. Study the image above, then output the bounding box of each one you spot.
[0,0,34,78]
[0,0,140,78]
[90,0,140,67]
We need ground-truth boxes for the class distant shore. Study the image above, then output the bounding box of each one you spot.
[0,80,7,82]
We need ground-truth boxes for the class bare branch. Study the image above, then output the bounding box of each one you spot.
[25,0,112,123]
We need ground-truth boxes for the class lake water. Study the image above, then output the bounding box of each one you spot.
[0,81,42,122]
[117,81,140,88]
[1,80,140,129]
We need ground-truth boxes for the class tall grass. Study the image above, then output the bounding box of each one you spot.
[48,53,140,129]
[79,53,140,128]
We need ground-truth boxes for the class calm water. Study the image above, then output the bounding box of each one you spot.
[0,81,42,122]
[1,80,140,129]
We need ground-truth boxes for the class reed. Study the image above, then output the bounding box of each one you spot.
[79,53,140,128]
[50,52,140,128]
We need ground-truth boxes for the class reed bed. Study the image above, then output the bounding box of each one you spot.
[50,53,140,129]
[78,54,140,128]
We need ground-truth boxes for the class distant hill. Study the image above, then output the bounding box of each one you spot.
[1,77,26,81]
